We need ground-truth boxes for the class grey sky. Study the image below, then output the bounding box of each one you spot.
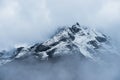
[0,0,120,50]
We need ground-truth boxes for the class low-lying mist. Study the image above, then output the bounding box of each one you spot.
[0,52,120,80]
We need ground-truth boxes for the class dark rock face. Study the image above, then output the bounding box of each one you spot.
[95,36,107,42]
[66,45,73,50]
[68,33,75,40]
[35,44,51,52]
[30,43,39,49]
[71,25,81,33]
[16,47,24,53]
[47,48,57,58]
[69,28,74,33]
[8,47,25,59]
[69,25,81,34]
[76,22,80,26]
[87,40,99,49]
[59,37,68,42]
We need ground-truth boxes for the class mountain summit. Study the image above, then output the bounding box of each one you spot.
[0,23,108,65]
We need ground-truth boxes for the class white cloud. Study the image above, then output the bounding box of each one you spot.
[0,0,53,50]
[93,0,120,27]
[0,0,19,18]
[0,0,120,50]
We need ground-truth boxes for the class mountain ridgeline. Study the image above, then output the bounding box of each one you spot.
[0,23,108,65]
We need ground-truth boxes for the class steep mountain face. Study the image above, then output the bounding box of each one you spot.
[0,23,108,65]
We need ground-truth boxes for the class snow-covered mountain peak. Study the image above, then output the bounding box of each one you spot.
[0,23,108,65]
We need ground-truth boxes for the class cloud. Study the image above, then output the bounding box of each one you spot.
[0,52,120,80]
[0,0,120,50]
[0,0,53,50]
[0,0,18,19]
[91,0,120,27]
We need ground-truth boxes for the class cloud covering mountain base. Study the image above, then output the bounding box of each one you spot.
[0,53,120,80]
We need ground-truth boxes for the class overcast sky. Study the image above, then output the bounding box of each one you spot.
[0,0,120,50]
